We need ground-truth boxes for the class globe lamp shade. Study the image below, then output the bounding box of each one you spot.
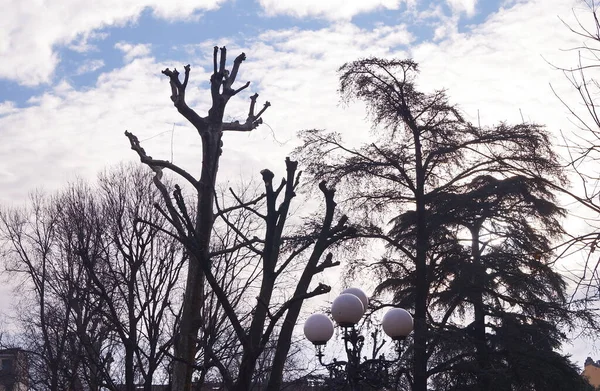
[304,314,334,345]
[382,308,413,340]
[331,293,365,327]
[341,287,369,310]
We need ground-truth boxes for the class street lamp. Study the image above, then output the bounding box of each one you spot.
[304,288,413,390]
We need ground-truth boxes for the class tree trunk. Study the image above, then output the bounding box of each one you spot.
[266,249,335,389]
[413,204,428,391]
[233,274,275,390]
[266,297,307,390]
[126,268,138,391]
[125,341,135,391]
[171,129,221,391]
[171,256,205,391]
[470,226,490,390]
[413,124,428,391]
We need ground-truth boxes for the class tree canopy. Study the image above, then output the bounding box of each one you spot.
[296,57,592,391]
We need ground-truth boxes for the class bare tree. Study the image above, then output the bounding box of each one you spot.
[125,46,268,391]
[549,1,600,298]
[91,165,186,391]
[1,186,111,391]
[0,165,186,391]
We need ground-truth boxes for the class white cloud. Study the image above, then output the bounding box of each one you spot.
[76,59,105,75]
[115,42,152,62]
[432,15,460,40]
[410,0,582,127]
[0,0,585,213]
[0,0,226,86]
[68,31,110,53]
[0,101,17,116]
[0,58,175,203]
[373,24,416,46]
[258,0,407,20]
[416,3,446,20]
[446,0,477,16]
[255,23,412,58]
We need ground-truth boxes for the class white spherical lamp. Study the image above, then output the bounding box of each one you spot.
[331,293,365,327]
[304,314,334,345]
[382,308,413,340]
[341,287,369,310]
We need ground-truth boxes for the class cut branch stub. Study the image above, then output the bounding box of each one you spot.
[219,46,227,75]
[285,157,298,172]
[315,253,341,274]
[261,169,275,186]
[318,181,336,205]
[224,53,247,91]
[314,282,331,295]
[161,65,206,130]
[213,46,218,74]
[162,65,191,105]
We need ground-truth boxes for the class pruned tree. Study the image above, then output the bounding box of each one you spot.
[125,46,269,391]
[295,58,590,390]
[125,47,355,391]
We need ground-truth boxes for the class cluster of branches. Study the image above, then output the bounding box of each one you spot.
[550,1,600,303]
[295,58,595,390]
[0,162,332,391]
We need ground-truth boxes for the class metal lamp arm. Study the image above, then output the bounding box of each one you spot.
[315,345,348,368]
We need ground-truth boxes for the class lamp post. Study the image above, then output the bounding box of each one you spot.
[304,288,413,391]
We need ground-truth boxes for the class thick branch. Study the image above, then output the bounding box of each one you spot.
[225,53,247,90]
[124,131,200,189]
[161,65,207,130]
[219,46,227,76]
[223,94,271,132]
[314,252,341,274]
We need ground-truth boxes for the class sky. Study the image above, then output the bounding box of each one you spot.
[1,0,598,366]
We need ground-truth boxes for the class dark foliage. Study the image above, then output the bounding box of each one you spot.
[296,57,591,390]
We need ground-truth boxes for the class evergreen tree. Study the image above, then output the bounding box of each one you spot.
[297,58,591,390]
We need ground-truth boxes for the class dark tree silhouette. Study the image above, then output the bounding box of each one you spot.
[383,175,593,390]
[296,57,590,390]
